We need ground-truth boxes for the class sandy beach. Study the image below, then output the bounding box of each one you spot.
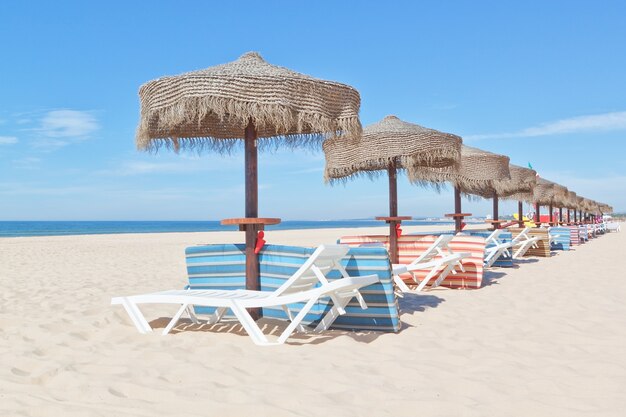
[1,224,625,416]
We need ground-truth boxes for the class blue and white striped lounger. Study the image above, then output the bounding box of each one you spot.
[186,244,401,333]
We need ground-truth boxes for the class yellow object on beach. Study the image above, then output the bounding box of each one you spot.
[513,213,537,227]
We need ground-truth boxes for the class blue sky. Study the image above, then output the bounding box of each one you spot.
[1,1,625,220]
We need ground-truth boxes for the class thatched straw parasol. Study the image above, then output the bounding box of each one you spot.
[576,196,586,222]
[565,191,578,223]
[598,203,612,214]
[511,178,559,223]
[408,145,511,232]
[493,164,537,198]
[136,51,362,319]
[493,164,538,227]
[551,183,569,223]
[323,115,462,262]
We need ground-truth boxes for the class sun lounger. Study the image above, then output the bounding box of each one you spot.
[186,244,401,333]
[389,234,470,293]
[606,222,621,232]
[112,244,380,345]
[339,234,485,290]
[563,225,581,246]
[548,227,571,251]
[469,229,514,268]
[507,227,551,257]
[509,227,541,258]
[579,225,589,242]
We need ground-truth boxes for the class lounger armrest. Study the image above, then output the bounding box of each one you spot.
[392,264,408,275]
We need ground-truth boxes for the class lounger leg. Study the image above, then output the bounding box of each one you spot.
[186,306,199,324]
[120,298,153,334]
[279,297,319,343]
[281,305,307,333]
[229,302,271,346]
[313,295,350,333]
[392,274,411,295]
[431,264,454,288]
[162,303,189,335]
[415,265,441,292]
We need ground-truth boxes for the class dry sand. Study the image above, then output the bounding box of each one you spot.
[1,225,625,416]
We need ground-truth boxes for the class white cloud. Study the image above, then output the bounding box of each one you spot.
[0,136,18,145]
[466,111,626,140]
[96,154,238,176]
[38,110,99,138]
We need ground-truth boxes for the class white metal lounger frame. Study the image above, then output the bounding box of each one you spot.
[391,234,470,294]
[510,227,540,259]
[111,245,379,346]
[483,229,514,268]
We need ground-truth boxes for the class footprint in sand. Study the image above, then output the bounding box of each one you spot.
[108,387,127,398]
[11,367,30,377]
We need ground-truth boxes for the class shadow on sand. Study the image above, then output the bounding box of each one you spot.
[149,313,406,345]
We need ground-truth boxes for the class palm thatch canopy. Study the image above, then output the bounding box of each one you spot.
[551,183,569,207]
[487,164,537,199]
[510,178,547,205]
[408,144,510,193]
[584,199,599,213]
[576,196,586,211]
[322,115,462,182]
[565,191,578,209]
[136,51,362,152]
[599,203,613,213]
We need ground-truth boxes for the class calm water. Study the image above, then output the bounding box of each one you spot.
[0,219,461,238]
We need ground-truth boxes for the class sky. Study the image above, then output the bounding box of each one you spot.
[1,1,625,221]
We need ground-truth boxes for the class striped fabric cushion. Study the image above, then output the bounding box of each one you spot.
[507,227,551,257]
[338,234,486,289]
[549,227,571,251]
[564,225,581,245]
[185,244,400,332]
[467,230,514,267]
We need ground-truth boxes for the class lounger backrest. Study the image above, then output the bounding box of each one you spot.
[409,234,455,266]
[273,244,349,297]
[484,229,503,245]
[510,227,530,244]
[467,229,514,267]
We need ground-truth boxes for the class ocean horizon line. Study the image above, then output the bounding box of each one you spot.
[0,218,486,238]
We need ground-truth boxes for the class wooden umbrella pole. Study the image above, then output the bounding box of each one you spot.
[535,203,541,223]
[518,201,524,227]
[559,207,563,223]
[388,161,399,264]
[244,119,261,320]
[454,186,462,233]
[492,193,499,229]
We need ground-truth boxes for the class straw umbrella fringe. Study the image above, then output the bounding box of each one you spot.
[323,115,461,183]
[137,51,362,152]
[408,145,511,193]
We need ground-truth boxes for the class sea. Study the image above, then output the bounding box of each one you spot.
[0,219,462,238]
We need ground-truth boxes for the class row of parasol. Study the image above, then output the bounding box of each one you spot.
[135,52,613,319]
